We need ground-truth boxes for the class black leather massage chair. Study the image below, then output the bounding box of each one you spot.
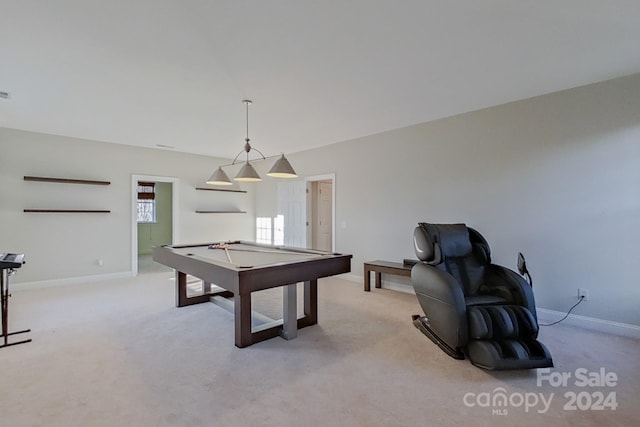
[411,223,553,370]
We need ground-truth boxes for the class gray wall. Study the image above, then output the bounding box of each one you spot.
[0,129,255,282]
[255,74,640,326]
[2,73,638,327]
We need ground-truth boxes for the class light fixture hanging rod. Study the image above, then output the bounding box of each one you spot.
[248,146,265,159]
[224,152,282,168]
[230,144,266,165]
[243,99,252,140]
[207,98,297,184]
[228,99,266,165]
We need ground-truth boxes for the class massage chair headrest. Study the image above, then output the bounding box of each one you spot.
[468,227,491,264]
[413,223,491,265]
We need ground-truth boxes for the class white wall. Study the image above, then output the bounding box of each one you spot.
[0,128,255,283]
[255,74,640,327]
[2,74,639,327]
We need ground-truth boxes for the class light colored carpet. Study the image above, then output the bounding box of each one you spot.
[137,254,173,275]
[2,274,639,427]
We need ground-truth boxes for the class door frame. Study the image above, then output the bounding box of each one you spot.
[131,174,179,276]
[305,173,336,252]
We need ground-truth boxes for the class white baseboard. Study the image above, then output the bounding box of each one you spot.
[13,271,134,291]
[380,282,415,294]
[339,272,414,294]
[342,273,640,339]
[536,308,640,340]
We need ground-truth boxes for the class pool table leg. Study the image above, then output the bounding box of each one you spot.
[302,279,318,326]
[175,271,212,307]
[175,271,186,307]
[233,279,318,348]
[281,283,297,340]
[234,292,252,348]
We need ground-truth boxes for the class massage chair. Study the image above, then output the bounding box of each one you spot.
[411,223,553,370]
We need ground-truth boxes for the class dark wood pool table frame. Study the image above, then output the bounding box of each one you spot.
[153,241,352,348]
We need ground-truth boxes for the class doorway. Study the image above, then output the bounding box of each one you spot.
[131,175,179,275]
[310,180,333,251]
[276,173,335,251]
[306,174,335,252]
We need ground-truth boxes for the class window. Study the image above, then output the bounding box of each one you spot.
[137,182,156,223]
[256,217,272,244]
[256,215,285,245]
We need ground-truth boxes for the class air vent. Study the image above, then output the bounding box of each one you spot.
[0,91,10,99]
[155,144,175,149]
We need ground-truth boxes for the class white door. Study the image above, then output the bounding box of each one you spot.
[315,180,333,251]
[277,180,307,248]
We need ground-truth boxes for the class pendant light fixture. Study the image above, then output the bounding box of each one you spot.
[206,99,298,185]
[267,154,298,178]
[206,166,232,186]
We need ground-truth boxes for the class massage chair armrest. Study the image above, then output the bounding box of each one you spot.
[483,264,538,320]
[411,263,466,309]
[412,263,469,348]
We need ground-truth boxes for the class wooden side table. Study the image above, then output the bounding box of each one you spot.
[363,260,413,291]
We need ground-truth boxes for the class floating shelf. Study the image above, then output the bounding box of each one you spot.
[195,187,247,193]
[195,210,246,214]
[24,176,111,186]
[24,209,111,213]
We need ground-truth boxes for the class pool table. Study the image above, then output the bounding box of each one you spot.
[152,241,352,348]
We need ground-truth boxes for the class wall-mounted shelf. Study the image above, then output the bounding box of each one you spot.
[195,210,246,214]
[195,187,247,193]
[195,187,246,214]
[24,176,111,185]
[23,176,111,213]
[24,209,111,213]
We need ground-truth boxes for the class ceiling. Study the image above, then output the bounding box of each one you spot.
[2,1,640,160]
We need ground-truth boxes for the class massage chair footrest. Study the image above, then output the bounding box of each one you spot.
[467,338,553,370]
[466,305,553,370]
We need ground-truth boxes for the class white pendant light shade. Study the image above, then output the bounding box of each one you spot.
[206,166,233,185]
[267,154,298,178]
[234,162,262,182]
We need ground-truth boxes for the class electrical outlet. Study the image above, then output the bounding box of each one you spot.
[577,288,589,301]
